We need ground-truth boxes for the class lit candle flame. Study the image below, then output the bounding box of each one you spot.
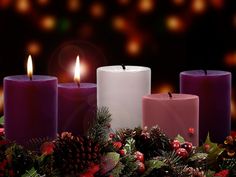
[74,55,80,86]
[27,55,33,80]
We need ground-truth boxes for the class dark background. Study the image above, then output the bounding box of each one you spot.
[0,0,236,128]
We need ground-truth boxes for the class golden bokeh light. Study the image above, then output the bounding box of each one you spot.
[112,16,127,31]
[166,15,184,32]
[126,38,141,56]
[191,0,206,14]
[67,0,80,12]
[138,0,154,13]
[155,83,174,93]
[39,15,56,31]
[27,41,42,56]
[15,0,31,14]
[90,2,104,18]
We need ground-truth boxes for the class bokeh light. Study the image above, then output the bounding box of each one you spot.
[15,0,31,14]
[137,0,154,13]
[166,15,184,32]
[117,0,130,5]
[224,52,236,67]
[154,83,174,93]
[37,0,49,6]
[210,0,224,9]
[126,38,141,56]
[0,0,11,9]
[191,0,206,14]
[172,0,185,6]
[67,0,80,12]
[26,41,42,56]
[39,15,57,31]
[112,16,127,31]
[90,2,105,18]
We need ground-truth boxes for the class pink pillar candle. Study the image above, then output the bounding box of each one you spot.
[143,93,199,145]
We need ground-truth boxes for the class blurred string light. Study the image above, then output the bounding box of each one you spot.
[155,83,174,93]
[0,0,11,9]
[39,15,56,31]
[224,51,236,67]
[137,0,154,13]
[166,15,185,32]
[67,0,80,12]
[191,0,206,14]
[172,0,185,6]
[126,38,141,56]
[112,16,127,31]
[90,2,105,18]
[26,41,42,56]
[15,0,31,14]
[37,0,49,6]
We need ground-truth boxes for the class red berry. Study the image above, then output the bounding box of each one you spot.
[204,144,210,152]
[134,151,144,162]
[176,148,189,159]
[119,149,126,156]
[137,161,145,174]
[113,142,122,150]
[188,128,195,135]
[109,133,115,138]
[181,142,193,153]
[171,140,181,151]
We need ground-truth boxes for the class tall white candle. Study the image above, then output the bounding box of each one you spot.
[97,65,151,129]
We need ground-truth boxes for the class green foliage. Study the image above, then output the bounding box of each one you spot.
[123,138,136,154]
[100,152,120,174]
[0,116,4,125]
[21,168,40,177]
[109,162,125,177]
[141,160,165,176]
[175,134,185,143]
[88,107,111,148]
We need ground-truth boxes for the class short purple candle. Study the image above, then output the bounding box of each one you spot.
[180,70,231,143]
[58,83,97,136]
[4,75,58,146]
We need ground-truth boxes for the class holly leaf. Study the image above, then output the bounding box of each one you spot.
[100,152,120,175]
[189,152,208,161]
[141,160,166,177]
[123,138,135,154]
[198,133,224,165]
[175,134,185,143]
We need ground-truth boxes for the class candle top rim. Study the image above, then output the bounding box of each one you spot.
[180,70,231,76]
[4,75,57,81]
[58,83,96,88]
[143,93,198,101]
[97,65,150,72]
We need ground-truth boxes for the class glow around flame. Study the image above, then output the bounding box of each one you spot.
[74,55,80,84]
[27,55,33,79]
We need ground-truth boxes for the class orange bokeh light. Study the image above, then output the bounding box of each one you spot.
[138,0,154,13]
[39,15,56,31]
[27,41,42,55]
[117,0,130,5]
[172,0,185,6]
[191,0,206,14]
[15,0,31,14]
[224,52,236,67]
[90,2,104,18]
[210,0,224,9]
[112,16,127,31]
[67,0,80,12]
[37,0,49,6]
[166,15,184,32]
[155,83,174,93]
[126,38,141,56]
[0,0,11,9]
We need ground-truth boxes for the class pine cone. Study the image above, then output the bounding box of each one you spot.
[53,132,101,176]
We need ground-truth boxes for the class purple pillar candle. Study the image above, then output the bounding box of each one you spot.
[58,56,97,136]
[180,70,231,143]
[4,75,58,146]
[58,83,97,136]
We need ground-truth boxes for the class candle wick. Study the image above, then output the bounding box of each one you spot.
[121,64,126,70]
[168,92,172,98]
[203,69,207,75]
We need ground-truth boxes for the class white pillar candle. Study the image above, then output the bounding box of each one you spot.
[97,65,151,129]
